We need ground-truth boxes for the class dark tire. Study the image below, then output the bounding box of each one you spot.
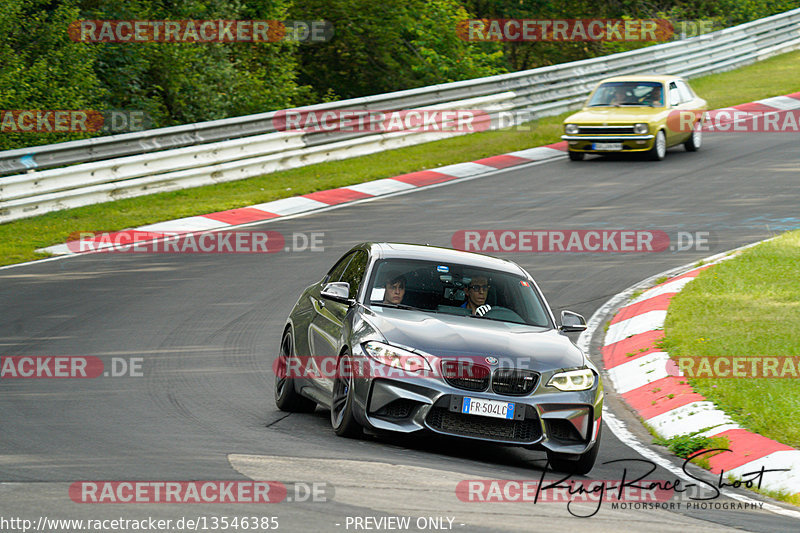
[331,351,363,438]
[274,329,317,412]
[684,123,702,152]
[568,150,585,161]
[546,424,601,475]
[647,130,667,161]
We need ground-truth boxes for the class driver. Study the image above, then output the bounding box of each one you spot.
[645,85,663,106]
[462,275,491,316]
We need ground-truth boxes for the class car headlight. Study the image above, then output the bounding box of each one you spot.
[565,124,579,135]
[547,368,595,391]
[362,341,432,373]
[633,123,649,134]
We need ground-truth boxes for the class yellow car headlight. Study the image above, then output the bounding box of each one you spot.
[633,123,649,134]
[565,124,579,135]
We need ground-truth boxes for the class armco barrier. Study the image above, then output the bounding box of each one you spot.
[1,9,799,223]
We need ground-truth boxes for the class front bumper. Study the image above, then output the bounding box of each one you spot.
[350,350,603,455]
[561,134,655,153]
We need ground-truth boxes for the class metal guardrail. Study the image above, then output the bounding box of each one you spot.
[1,9,799,223]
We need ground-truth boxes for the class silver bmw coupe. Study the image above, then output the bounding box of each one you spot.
[274,242,603,473]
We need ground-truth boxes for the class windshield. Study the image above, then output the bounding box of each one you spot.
[587,81,664,107]
[366,259,552,327]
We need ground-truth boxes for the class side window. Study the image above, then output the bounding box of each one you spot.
[325,252,354,284]
[676,80,695,103]
[668,82,681,107]
[340,251,368,299]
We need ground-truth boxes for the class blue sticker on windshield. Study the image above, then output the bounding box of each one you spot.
[437,265,449,273]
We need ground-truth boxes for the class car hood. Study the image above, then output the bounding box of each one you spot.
[362,307,585,373]
[566,107,666,123]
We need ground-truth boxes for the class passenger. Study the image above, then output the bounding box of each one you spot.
[382,273,406,305]
[610,85,629,105]
[462,275,491,316]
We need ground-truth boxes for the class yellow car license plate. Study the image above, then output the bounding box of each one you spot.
[592,142,623,151]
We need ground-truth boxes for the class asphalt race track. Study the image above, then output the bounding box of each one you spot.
[2,130,799,532]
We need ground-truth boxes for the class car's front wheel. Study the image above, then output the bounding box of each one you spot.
[274,330,317,413]
[647,130,667,161]
[546,425,601,475]
[684,123,702,151]
[568,150,585,161]
[331,351,363,438]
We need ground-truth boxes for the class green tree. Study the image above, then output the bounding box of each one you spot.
[290,0,506,100]
[0,0,104,150]
[83,0,305,126]
[461,0,800,70]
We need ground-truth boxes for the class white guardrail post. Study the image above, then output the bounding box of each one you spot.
[1,9,799,223]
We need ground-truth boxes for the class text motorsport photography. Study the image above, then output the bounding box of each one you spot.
[456,455,781,519]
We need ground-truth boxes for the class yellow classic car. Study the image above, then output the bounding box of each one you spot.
[562,75,707,161]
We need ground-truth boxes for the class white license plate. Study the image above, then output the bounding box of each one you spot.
[592,142,623,151]
[461,397,515,419]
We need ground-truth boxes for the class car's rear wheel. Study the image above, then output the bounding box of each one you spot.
[568,150,584,161]
[647,130,667,161]
[684,123,702,151]
[331,351,363,438]
[546,424,601,475]
[274,329,317,412]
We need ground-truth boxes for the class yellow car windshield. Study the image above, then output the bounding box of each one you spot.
[588,81,664,107]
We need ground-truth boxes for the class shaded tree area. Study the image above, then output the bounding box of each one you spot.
[460,0,800,71]
[0,0,797,150]
[290,0,506,100]
[0,0,105,149]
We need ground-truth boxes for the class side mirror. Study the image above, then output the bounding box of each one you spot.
[560,310,587,332]
[321,282,354,305]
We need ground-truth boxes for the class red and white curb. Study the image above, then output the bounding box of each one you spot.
[713,93,800,116]
[602,249,800,497]
[38,90,800,256]
[38,144,567,255]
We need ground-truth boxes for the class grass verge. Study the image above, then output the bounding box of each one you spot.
[661,229,800,448]
[2,50,800,267]
[653,433,731,469]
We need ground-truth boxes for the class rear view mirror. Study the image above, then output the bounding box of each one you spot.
[560,310,587,332]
